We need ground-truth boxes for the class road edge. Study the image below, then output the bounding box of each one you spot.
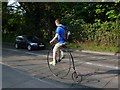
[2,42,119,56]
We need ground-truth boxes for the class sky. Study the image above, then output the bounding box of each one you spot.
[7,0,26,15]
[7,0,20,7]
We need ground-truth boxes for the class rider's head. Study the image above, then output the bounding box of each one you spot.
[55,19,61,26]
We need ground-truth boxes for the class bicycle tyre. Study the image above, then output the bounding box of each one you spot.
[72,71,82,83]
[47,46,71,78]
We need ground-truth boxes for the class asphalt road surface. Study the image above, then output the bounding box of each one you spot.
[2,44,119,88]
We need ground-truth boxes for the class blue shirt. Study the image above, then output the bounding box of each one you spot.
[56,25,65,43]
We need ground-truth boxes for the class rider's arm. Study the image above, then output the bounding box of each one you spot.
[50,33,59,44]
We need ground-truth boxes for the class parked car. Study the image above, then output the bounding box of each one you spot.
[15,35,46,51]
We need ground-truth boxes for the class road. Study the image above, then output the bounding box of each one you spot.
[2,44,119,88]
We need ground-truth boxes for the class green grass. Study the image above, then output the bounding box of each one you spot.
[67,42,118,53]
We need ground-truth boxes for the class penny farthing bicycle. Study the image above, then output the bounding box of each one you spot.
[47,43,82,82]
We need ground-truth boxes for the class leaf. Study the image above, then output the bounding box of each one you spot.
[96,9,102,14]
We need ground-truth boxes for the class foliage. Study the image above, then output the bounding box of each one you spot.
[2,2,120,52]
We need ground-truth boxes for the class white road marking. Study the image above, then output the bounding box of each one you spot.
[25,52,47,57]
[2,48,118,69]
[3,48,47,57]
[85,62,118,69]
[81,50,115,55]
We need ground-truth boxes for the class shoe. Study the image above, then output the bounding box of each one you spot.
[49,61,56,66]
[58,59,61,62]
[60,55,65,59]
[58,55,65,62]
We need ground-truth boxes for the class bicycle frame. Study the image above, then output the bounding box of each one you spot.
[47,44,82,82]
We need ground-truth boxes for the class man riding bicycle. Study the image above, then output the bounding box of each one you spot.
[49,19,65,66]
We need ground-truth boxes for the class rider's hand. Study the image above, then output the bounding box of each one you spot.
[50,40,53,44]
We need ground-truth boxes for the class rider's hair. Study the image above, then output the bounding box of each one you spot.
[55,19,61,24]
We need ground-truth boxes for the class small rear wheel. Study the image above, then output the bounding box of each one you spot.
[72,71,82,83]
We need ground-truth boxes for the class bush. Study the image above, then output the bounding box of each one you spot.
[67,19,119,52]
[71,20,119,46]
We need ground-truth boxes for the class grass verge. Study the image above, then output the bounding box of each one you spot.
[67,42,118,53]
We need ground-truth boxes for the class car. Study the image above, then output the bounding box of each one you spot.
[15,35,46,51]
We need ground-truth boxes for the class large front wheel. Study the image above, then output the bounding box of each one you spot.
[47,46,72,78]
